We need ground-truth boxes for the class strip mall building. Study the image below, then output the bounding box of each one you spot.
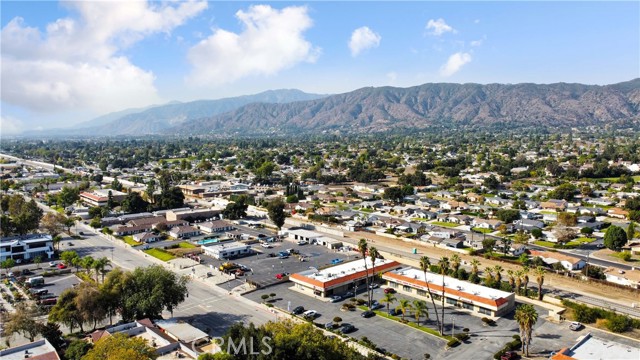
[383,267,515,317]
[289,258,401,297]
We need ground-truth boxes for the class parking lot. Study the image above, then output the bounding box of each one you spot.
[198,238,358,288]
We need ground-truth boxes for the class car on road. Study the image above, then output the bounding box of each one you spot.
[383,288,396,294]
[344,291,354,298]
[368,283,380,289]
[596,243,604,249]
[21,269,33,275]
[339,324,356,334]
[302,310,317,319]
[500,351,519,360]
[292,306,305,315]
[361,310,375,318]
[569,322,583,331]
[49,261,58,267]
[275,272,290,280]
[329,295,342,303]
[260,243,272,248]
[67,242,74,246]
[56,263,67,269]
[79,231,84,235]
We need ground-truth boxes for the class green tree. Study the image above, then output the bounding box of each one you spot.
[48,288,83,333]
[412,300,428,325]
[514,304,539,357]
[61,250,80,268]
[549,183,577,201]
[84,333,157,360]
[267,198,286,230]
[111,177,123,192]
[65,339,93,360]
[604,225,627,251]
[4,304,41,342]
[381,292,397,314]
[557,212,577,226]
[535,266,545,300]
[93,257,112,283]
[40,212,65,239]
[121,192,148,213]
[495,209,521,224]
[437,256,449,335]
[383,187,405,202]
[38,322,66,350]
[357,239,369,303]
[34,254,43,269]
[627,221,636,240]
[531,227,543,239]
[223,198,248,220]
[90,217,102,228]
[57,186,79,208]
[1,258,16,275]
[75,282,107,330]
[12,198,43,235]
[396,299,413,321]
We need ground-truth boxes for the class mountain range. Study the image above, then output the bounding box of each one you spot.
[34,79,640,137]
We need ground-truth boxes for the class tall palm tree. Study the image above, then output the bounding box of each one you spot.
[470,259,481,276]
[368,246,379,308]
[483,267,494,287]
[515,270,524,295]
[381,292,397,314]
[358,239,369,301]
[522,266,530,297]
[493,265,503,285]
[535,266,545,300]
[506,270,516,292]
[92,257,112,283]
[81,256,95,277]
[396,299,413,321]
[514,304,539,357]
[412,300,428,326]
[450,254,461,274]
[420,256,442,334]
[438,256,449,335]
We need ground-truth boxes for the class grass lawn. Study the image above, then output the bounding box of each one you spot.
[534,240,556,248]
[431,221,460,228]
[122,236,141,247]
[178,242,196,249]
[411,217,430,222]
[472,227,493,234]
[360,306,452,341]
[144,248,175,261]
[540,211,557,215]
[565,237,595,247]
[51,205,65,214]
[358,208,374,213]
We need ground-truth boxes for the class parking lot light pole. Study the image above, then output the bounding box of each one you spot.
[451,317,455,337]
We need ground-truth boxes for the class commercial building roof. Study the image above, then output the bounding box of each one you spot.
[0,339,60,360]
[383,267,513,308]
[551,333,640,360]
[155,320,209,344]
[290,258,400,290]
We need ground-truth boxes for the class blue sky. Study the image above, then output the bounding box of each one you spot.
[1,1,638,133]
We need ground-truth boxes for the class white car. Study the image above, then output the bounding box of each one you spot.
[297,240,308,245]
[260,243,272,248]
[48,261,58,267]
[569,322,583,331]
[302,310,317,319]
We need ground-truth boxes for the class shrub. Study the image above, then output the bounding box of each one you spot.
[454,333,469,341]
[463,328,470,333]
[607,314,632,333]
[265,303,274,308]
[447,339,461,348]
[620,251,632,261]
[595,318,609,329]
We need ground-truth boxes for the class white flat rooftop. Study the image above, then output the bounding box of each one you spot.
[288,228,322,238]
[384,267,512,303]
[298,258,396,283]
[566,334,640,360]
[202,241,249,250]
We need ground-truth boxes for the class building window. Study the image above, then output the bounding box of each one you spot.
[389,282,398,288]
[432,294,441,301]
[403,285,412,292]
[461,302,473,310]
[416,289,427,297]
[446,298,457,306]
[478,308,491,315]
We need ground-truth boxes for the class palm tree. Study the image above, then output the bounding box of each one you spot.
[92,257,112,283]
[483,267,494,287]
[396,299,412,321]
[514,304,539,357]
[438,256,449,335]
[493,265,503,285]
[381,292,397,314]
[81,256,95,278]
[368,246,379,308]
[450,254,461,274]
[535,266,545,300]
[358,239,369,301]
[420,256,442,334]
[522,266,530,297]
[507,270,516,292]
[515,270,524,295]
[33,255,43,270]
[412,300,428,326]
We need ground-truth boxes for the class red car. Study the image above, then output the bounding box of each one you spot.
[56,263,67,269]
[383,288,396,294]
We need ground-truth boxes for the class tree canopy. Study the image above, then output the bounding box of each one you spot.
[267,198,286,230]
[604,225,627,251]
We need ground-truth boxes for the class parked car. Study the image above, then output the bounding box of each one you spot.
[368,283,380,289]
[596,243,604,249]
[383,288,396,294]
[500,351,519,360]
[49,261,58,267]
[79,231,84,235]
[297,240,307,245]
[329,295,342,303]
[325,322,335,329]
[67,242,74,247]
[260,243,272,248]
[361,311,375,318]
[292,306,305,315]
[339,324,356,334]
[569,322,583,331]
[21,269,33,275]
[302,310,317,319]
[56,263,67,270]
[275,272,289,280]
[388,308,400,316]
[344,291,354,298]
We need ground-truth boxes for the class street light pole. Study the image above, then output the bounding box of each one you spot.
[451,317,455,337]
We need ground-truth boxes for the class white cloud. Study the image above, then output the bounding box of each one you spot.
[187,5,319,86]
[0,115,24,135]
[386,71,398,82]
[0,1,207,115]
[470,39,483,47]
[348,26,381,57]
[440,52,472,77]
[426,18,456,36]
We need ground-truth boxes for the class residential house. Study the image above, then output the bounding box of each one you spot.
[441,200,469,211]
[513,219,545,231]
[0,339,61,360]
[603,268,640,289]
[133,232,161,243]
[446,214,472,225]
[114,224,152,236]
[198,220,235,233]
[472,218,503,230]
[169,226,200,239]
[529,250,586,271]
[607,208,629,219]
[509,243,527,256]
[540,199,568,211]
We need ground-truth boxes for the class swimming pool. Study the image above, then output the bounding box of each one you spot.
[196,238,220,245]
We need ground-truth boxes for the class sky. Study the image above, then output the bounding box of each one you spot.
[1,1,639,134]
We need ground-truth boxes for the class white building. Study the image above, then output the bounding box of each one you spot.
[383,267,515,317]
[80,189,126,207]
[0,234,54,262]
[287,229,323,243]
[0,339,60,360]
[603,268,640,289]
[201,241,251,260]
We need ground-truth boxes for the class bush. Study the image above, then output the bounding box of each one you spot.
[446,339,461,348]
[607,314,632,333]
[463,328,470,333]
[265,303,274,308]
[620,251,632,261]
[454,333,469,341]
